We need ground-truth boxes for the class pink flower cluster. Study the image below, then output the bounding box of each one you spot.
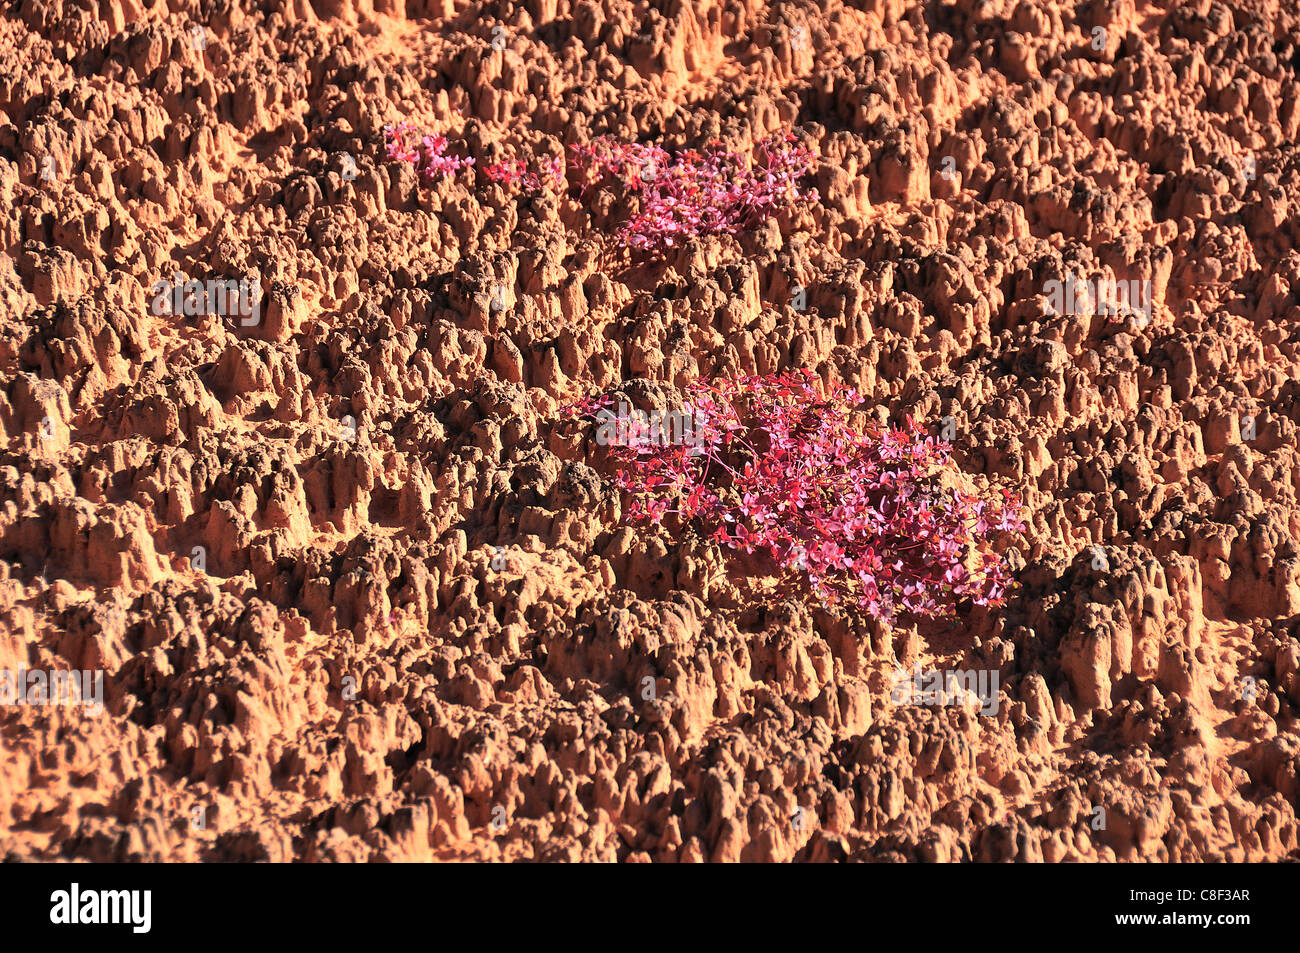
[483,154,565,191]
[565,371,1025,623]
[568,129,818,254]
[379,122,817,255]
[382,121,475,180]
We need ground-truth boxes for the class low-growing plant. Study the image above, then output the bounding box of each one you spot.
[568,128,818,254]
[382,121,475,180]
[483,154,565,191]
[565,371,1024,623]
[381,122,817,256]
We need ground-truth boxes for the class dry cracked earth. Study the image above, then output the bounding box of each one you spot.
[2,0,1300,863]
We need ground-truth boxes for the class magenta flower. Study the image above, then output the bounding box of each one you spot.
[566,129,818,256]
[564,371,1025,623]
[483,154,564,192]
[382,121,474,181]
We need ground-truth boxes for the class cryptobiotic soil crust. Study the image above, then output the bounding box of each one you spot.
[2,0,1300,862]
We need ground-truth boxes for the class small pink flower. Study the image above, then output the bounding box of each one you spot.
[383,121,473,180]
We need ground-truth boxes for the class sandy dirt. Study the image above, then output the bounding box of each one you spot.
[1,0,1299,861]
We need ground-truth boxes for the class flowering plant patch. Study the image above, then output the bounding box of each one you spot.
[382,121,475,180]
[381,122,817,256]
[565,371,1024,622]
[567,128,818,254]
[483,154,565,191]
